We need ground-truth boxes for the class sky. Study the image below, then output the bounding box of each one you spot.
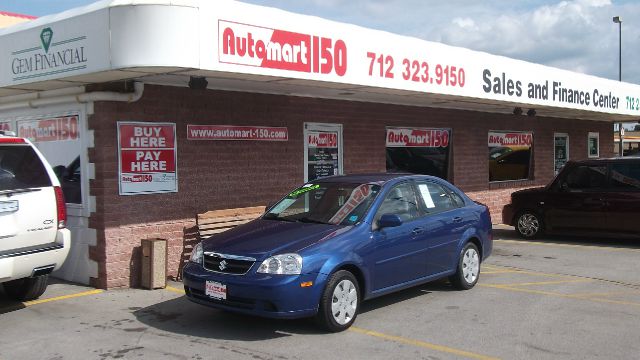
[0,0,638,86]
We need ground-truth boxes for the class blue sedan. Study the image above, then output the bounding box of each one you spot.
[183,174,492,332]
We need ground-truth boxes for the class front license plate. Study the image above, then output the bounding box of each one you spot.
[205,280,227,300]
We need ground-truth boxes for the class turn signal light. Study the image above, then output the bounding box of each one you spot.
[300,281,313,288]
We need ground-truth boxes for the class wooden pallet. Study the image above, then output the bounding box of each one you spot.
[196,206,266,238]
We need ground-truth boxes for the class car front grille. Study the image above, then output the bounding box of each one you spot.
[203,252,255,275]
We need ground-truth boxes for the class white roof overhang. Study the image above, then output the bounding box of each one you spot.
[1,0,639,122]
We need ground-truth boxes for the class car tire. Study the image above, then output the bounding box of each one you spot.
[3,275,49,301]
[316,270,360,332]
[515,210,543,239]
[449,243,481,290]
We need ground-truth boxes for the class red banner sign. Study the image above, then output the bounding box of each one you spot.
[488,131,533,147]
[386,127,450,147]
[187,125,288,141]
[219,20,347,77]
[307,131,338,148]
[17,115,79,142]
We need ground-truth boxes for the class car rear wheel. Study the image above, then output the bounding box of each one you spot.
[3,275,49,301]
[516,211,543,239]
[316,270,360,332]
[449,243,480,290]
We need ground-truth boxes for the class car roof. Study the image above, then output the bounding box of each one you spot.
[566,157,640,165]
[313,173,442,185]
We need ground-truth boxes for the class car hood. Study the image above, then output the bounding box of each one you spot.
[201,219,348,259]
[511,186,547,200]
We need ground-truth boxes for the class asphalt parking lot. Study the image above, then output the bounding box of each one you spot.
[1,226,639,360]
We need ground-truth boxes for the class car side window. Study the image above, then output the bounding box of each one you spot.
[374,182,421,224]
[563,165,607,190]
[610,163,640,191]
[416,182,457,213]
[0,145,51,191]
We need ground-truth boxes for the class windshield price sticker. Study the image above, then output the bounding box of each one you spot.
[205,281,227,300]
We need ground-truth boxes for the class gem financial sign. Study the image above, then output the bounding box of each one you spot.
[10,27,88,82]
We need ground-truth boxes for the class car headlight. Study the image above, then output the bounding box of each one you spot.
[190,242,203,264]
[257,254,303,275]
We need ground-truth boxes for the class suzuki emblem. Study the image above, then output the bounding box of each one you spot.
[219,260,228,271]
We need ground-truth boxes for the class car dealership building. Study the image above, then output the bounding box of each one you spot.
[1,0,639,288]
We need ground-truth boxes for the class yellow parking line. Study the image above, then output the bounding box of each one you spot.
[482,270,521,275]
[570,290,640,298]
[480,284,640,308]
[23,289,103,306]
[165,285,185,294]
[488,279,593,287]
[494,239,640,253]
[349,327,500,360]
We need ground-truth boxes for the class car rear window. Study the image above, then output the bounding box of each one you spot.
[0,145,52,191]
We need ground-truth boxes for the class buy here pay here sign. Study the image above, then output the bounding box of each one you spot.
[118,122,177,195]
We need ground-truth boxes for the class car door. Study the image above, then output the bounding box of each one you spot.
[414,181,470,276]
[545,164,608,232]
[371,181,426,291]
[604,161,640,235]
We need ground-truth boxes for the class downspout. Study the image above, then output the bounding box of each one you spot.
[0,82,144,111]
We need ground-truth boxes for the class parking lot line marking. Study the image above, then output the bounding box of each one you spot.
[349,326,500,360]
[490,279,593,287]
[494,239,640,253]
[482,270,521,274]
[165,285,185,294]
[23,289,104,306]
[570,290,640,298]
[480,284,640,308]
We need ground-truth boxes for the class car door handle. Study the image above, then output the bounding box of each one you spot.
[452,216,463,223]
[411,227,424,235]
[584,198,605,205]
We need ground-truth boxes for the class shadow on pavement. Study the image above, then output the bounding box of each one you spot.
[493,226,640,250]
[0,285,26,314]
[133,279,457,339]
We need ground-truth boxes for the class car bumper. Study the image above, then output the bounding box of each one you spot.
[182,262,323,319]
[0,228,71,282]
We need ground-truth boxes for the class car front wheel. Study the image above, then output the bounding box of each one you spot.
[3,275,49,301]
[316,270,360,332]
[516,211,543,239]
[450,243,480,290]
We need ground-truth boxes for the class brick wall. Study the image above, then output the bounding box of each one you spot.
[87,85,614,288]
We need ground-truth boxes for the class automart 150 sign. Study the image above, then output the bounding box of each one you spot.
[208,2,640,117]
[118,122,177,195]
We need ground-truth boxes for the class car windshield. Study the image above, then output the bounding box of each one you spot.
[264,182,382,225]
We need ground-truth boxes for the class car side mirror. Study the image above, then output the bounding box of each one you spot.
[560,182,569,192]
[377,214,403,229]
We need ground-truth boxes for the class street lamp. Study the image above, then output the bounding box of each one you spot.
[613,16,623,156]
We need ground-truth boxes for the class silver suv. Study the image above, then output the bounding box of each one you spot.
[0,132,71,301]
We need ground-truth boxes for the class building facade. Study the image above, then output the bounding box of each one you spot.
[0,1,635,288]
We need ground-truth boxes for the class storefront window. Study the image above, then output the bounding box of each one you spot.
[588,132,599,158]
[488,131,533,182]
[385,127,450,180]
